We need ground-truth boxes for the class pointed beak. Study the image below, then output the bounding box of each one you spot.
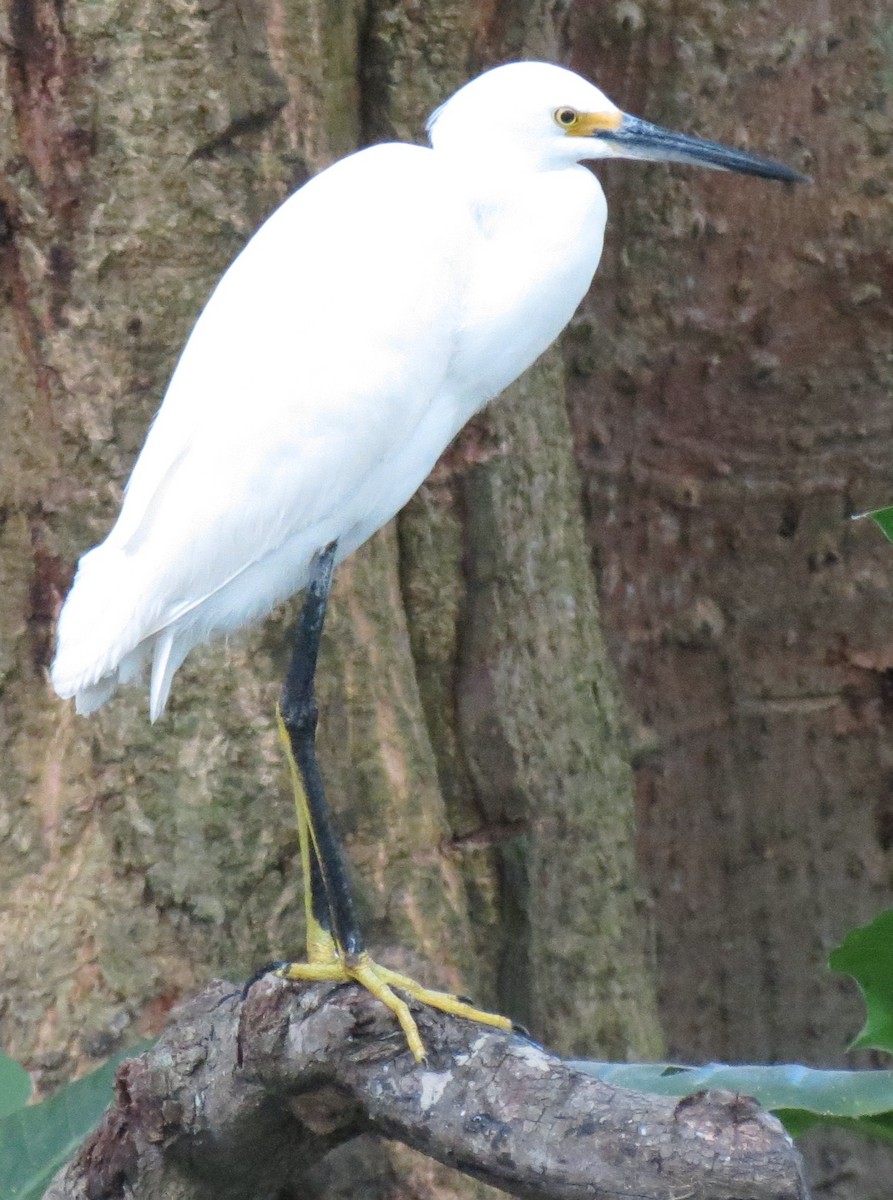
[593,113,809,184]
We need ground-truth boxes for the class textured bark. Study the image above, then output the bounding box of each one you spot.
[400,356,659,1057]
[46,979,809,1200]
[1,3,661,1199]
[563,2,893,1196]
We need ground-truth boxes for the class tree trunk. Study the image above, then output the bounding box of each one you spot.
[0,3,661,1198]
[564,2,893,1195]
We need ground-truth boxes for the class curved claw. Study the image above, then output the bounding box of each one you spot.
[241,960,291,1000]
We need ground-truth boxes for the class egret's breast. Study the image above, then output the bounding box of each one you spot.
[449,165,607,411]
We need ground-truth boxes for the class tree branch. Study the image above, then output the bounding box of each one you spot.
[46,977,810,1200]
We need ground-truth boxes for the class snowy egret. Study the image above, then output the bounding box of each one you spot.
[52,62,805,1059]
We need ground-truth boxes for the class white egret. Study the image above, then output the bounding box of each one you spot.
[51,62,805,1059]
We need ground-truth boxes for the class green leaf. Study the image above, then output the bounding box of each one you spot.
[852,506,893,543]
[569,1060,893,1141]
[829,909,893,1053]
[0,1053,32,1120]
[774,1109,893,1142]
[0,1042,153,1200]
[570,913,893,1145]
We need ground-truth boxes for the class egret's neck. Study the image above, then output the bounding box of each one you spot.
[437,144,584,204]
[438,151,606,255]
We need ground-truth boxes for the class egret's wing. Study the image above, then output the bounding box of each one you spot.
[109,143,473,615]
[53,144,477,702]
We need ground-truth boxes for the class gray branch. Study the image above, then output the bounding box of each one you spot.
[46,977,810,1200]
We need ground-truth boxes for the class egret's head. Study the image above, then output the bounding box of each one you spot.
[428,63,621,170]
[428,62,807,183]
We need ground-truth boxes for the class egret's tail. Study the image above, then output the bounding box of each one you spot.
[51,544,186,721]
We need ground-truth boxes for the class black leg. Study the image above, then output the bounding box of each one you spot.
[269,540,513,1063]
[279,541,365,957]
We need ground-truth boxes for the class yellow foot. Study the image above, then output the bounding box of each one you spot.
[276,951,513,1063]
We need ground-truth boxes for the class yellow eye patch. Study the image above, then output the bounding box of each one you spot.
[554,107,623,135]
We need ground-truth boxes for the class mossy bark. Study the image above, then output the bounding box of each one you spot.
[0,2,661,1197]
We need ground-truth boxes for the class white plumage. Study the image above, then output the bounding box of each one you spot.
[51,62,802,719]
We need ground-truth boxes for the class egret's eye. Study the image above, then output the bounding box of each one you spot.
[555,107,578,129]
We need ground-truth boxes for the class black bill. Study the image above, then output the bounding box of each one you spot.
[596,113,808,183]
